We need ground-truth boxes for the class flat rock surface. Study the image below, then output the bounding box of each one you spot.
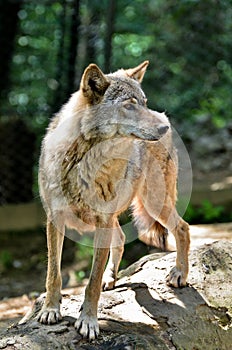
[1,240,232,349]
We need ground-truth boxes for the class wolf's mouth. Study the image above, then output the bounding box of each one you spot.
[131,125,169,142]
[131,132,159,141]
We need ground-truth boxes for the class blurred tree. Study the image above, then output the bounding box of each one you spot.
[84,0,102,66]
[104,0,116,73]
[51,0,68,112]
[1,0,231,128]
[66,0,80,98]
[0,0,231,205]
[52,0,81,112]
[0,0,23,100]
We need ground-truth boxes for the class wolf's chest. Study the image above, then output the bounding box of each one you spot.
[60,138,145,212]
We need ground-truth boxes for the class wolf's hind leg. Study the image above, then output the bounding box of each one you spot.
[102,219,125,290]
[158,207,190,287]
[132,197,169,250]
[138,220,169,250]
[38,219,64,324]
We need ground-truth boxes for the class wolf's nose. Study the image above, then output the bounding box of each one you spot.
[157,125,169,135]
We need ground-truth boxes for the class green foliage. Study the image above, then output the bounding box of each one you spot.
[113,0,232,126]
[0,250,13,270]
[1,0,231,131]
[5,2,64,130]
[75,237,94,282]
[184,200,226,224]
[0,0,231,215]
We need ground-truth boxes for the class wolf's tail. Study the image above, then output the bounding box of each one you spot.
[132,197,169,251]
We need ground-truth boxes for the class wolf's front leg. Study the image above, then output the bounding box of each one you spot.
[102,220,125,290]
[75,226,112,340]
[37,220,64,324]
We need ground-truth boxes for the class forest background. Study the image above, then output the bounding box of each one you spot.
[0,0,232,204]
[0,0,232,296]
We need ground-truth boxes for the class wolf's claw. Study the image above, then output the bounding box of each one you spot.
[75,315,99,340]
[166,266,187,287]
[37,307,62,324]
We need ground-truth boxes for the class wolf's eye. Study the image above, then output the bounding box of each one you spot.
[131,98,138,104]
[124,103,136,111]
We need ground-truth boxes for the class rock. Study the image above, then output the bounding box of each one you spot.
[0,241,232,349]
[180,118,232,174]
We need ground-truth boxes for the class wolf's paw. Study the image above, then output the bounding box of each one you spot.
[102,271,116,291]
[166,266,187,288]
[75,314,99,340]
[37,307,62,324]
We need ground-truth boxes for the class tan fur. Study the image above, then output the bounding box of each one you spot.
[37,61,190,340]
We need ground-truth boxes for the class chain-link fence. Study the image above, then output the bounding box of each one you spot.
[0,117,35,205]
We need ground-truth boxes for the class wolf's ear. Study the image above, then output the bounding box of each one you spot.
[80,64,110,104]
[125,60,149,83]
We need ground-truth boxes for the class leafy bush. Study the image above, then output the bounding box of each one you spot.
[0,250,13,270]
[184,200,228,224]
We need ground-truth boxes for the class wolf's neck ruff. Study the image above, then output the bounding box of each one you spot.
[62,134,96,170]
[60,133,145,221]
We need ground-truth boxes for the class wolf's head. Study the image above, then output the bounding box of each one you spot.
[78,61,169,142]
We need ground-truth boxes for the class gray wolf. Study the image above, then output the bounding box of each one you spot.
[38,61,190,339]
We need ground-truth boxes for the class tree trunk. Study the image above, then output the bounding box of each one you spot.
[104,0,116,73]
[51,0,67,113]
[1,240,232,349]
[52,0,80,113]
[84,0,102,66]
[0,0,22,101]
[66,0,80,98]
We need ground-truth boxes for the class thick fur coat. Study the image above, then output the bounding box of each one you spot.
[38,61,190,340]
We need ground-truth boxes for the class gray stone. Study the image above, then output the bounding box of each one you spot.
[0,241,232,349]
